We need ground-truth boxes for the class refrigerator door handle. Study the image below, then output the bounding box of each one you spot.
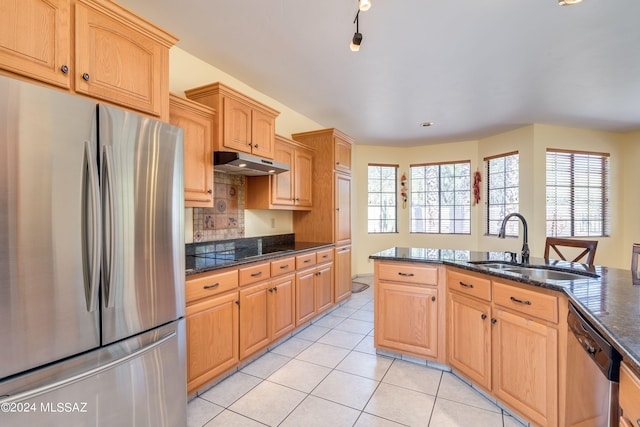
[0,329,177,404]
[82,140,101,313]
[102,145,116,309]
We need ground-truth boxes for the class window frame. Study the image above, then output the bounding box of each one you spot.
[545,148,610,238]
[485,151,520,237]
[367,163,399,234]
[409,160,471,235]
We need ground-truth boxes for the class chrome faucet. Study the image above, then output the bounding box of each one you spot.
[498,213,530,264]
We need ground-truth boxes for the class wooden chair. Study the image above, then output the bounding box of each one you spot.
[544,237,598,266]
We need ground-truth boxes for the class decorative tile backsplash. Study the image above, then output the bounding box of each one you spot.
[193,172,245,242]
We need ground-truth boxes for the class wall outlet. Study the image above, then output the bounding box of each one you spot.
[270,218,276,228]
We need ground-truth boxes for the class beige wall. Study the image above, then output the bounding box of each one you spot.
[355,125,634,274]
[169,47,323,241]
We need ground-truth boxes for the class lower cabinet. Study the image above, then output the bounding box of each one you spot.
[376,281,438,358]
[239,281,271,360]
[295,259,334,325]
[270,274,296,341]
[620,362,640,426]
[315,263,334,315]
[186,291,239,395]
[334,245,352,304]
[446,267,563,427]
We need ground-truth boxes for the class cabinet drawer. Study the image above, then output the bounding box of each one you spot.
[447,269,491,301]
[271,256,296,277]
[620,362,640,424]
[378,262,438,286]
[239,262,271,286]
[296,252,317,269]
[186,269,238,303]
[316,248,334,264]
[493,281,558,323]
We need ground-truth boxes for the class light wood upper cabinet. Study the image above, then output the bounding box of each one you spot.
[334,135,352,173]
[169,94,215,208]
[0,0,176,119]
[185,82,279,159]
[245,135,313,210]
[0,0,71,88]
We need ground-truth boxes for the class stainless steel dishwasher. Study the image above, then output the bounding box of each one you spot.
[566,303,622,427]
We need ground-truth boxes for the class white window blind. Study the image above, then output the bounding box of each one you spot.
[486,152,519,236]
[410,161,471,234]
[546,149,610,237]
[368,164,398,233]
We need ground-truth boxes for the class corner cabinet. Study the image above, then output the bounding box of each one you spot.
[245,135,313,210]
[185,82,279,159]
[0,0,177,119]
[169,94,215,208]
[374,261,442,360]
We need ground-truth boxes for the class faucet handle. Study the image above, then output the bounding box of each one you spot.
[505,251,518,262]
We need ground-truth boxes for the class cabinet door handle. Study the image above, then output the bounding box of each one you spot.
[208,189,212,194]
[273,287,278,292]
[203,283,220,290]
[481,314,487,320]
[254,144,259,149]
[459,281,474,288]
[280,264,289,269]
[491,318,497,324]
[398,272,414,277]
[510,296,532,306]
[235,300,240,306]
[250,271,263,277]
[60,65,69,74]
[268,288,274,293]
[431,296,436,302]
[82,73,90,81]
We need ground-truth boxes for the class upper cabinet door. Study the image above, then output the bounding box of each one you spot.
[169,94,215,208]
[75,0,167,116]
[334,136,352,173]
[222,96,252,153]
[271,141,295,206]
[294,147,313,207]
[251,109,275,159]
[0,0,71,88]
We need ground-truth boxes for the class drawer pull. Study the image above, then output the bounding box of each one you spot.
[459,281,474,288]
[251,271,263,277]
[510,296,532,306]
[322,255,329,259]
[304,259,311,263]
[398,272,415,277]
[203,283,220,290]
[279,264,289,269]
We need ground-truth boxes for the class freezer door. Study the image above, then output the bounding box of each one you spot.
[0,319,187,427]
[0,76,101,379]
[98,105,185,345]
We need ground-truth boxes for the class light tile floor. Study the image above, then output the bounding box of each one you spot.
[188,277,528,427]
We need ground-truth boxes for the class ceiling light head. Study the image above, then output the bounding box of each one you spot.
[558,0,583,5]
[359,0,372,11]
[350,32,363,51]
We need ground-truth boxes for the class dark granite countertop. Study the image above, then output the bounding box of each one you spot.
[186,234,333,276]
[370,247,640,375]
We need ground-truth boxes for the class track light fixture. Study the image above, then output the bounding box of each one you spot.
[350,10,363,52]
[359,0,372,11]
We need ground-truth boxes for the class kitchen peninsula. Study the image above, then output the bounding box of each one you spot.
[370,247,640,426]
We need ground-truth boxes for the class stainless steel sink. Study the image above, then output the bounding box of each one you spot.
[469,261,598,281]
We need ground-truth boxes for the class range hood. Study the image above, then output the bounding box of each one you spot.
[214,151,289,176]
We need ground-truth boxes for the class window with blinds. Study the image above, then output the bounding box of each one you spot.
[486,152,519,236]
[546,149,610,237]
[410,161,471,234]
[368,164,398,233]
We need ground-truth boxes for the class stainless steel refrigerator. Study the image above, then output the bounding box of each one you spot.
[0,75,186,426]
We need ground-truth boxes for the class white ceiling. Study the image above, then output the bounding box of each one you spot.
[119,0,640,146]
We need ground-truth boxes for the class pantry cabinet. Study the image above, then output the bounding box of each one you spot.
[0,0,176,119]
[185,82,279,159]
[169,94,215,208]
